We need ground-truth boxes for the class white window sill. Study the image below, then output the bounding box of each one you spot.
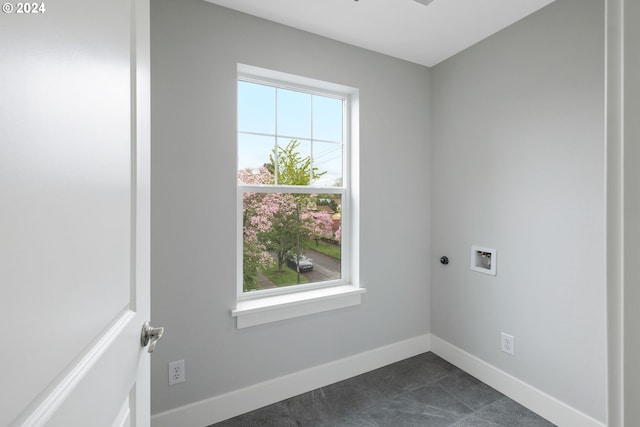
[231,285,366,329]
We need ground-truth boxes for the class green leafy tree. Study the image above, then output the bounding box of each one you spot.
[268,140,326,185]
[262,140,327,281]
[258,196,308,272]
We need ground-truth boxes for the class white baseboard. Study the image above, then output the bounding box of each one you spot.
[152,333,605,427]
[151,334,431,427]
[430,334,605,427]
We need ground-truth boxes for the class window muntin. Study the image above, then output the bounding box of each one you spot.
[238,77,347,296]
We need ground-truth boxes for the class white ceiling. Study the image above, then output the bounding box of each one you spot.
[203,0,557,67]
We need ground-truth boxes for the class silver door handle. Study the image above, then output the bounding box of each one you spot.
[140,321,164,353]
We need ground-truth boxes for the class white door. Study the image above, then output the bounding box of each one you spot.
[0,0,153,426]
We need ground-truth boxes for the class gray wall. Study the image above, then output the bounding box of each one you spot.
[150,0,431,415]
[431,0,607,422]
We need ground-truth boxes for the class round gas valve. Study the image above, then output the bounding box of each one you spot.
[440,256,449,265]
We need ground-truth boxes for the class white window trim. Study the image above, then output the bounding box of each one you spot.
[234,64,363,328]
[232,285,365,329]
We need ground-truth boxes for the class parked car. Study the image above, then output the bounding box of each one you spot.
[287,255,313,272]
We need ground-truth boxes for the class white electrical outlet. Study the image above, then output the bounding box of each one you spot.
[501,333,515,356]
[168,360,185,386]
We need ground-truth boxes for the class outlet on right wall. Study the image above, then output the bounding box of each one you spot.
[431,0,606,423]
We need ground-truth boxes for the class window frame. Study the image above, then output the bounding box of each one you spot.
[236,72,351,301]
[232,64,363,329]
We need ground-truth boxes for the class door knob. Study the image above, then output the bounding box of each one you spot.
[140,321,164,353]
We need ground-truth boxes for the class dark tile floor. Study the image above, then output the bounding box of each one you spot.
[211,352,556,427]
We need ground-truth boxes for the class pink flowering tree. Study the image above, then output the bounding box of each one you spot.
[239,141,332,289]
[302,210,334,245]
[240,167,312,274]
[256,193,309,272]
[239,167,274,291]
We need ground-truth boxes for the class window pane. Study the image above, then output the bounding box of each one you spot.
[277,89,311,139]
[275,138,311,185]
[238,81,275,134]
[313,96,343,142]
[242,192,342,292]
[238,134,276,182]
[312,141,343,187]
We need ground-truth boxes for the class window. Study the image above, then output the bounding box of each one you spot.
[237,70,348,299]
[233,65,363,328]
